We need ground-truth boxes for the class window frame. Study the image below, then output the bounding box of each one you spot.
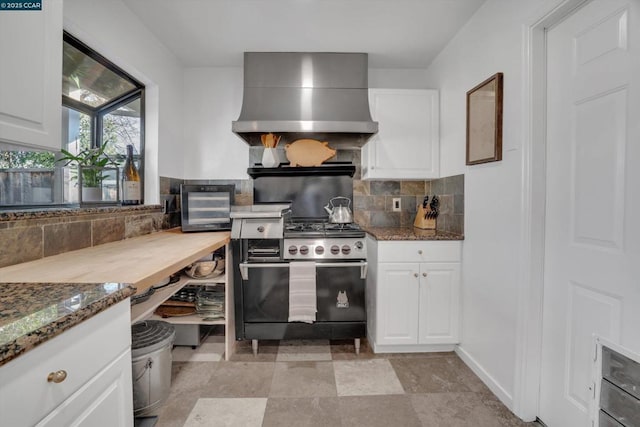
[62,31,146,203]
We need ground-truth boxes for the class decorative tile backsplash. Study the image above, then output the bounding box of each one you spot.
[0,206,166,268]
[172,148,464,236]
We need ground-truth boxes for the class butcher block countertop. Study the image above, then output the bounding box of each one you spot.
[0,229,230,366]
[0,229,231,294]
[0,282,135,366]
[364,226,464,241]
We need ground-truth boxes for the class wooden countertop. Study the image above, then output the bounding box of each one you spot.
[0,229,230,294]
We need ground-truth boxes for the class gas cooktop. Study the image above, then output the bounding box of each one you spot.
[284,221,364,238]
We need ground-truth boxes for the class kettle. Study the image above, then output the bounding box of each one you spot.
[324,197,353,223]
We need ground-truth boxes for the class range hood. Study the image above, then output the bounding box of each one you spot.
[232,52,378,148]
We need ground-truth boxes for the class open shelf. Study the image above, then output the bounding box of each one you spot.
[130,273,225,323]
[129,243,235,360]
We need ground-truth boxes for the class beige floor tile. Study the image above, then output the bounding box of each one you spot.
[270,361,338,397]
[229,339,279,362]
[330,338,375,360]
[169,362,218,395]
[183,398,267,427]
[390,355,477,393]
[202,361,275,398]
[338,395,421,427]
[333,359,405,396]
[410,392,534,427]
[276,339,332,361]
[153,388,200,427]
[262,397,342,427]
[172,341,225,362]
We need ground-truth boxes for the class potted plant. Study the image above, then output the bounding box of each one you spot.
[58,142,117,203]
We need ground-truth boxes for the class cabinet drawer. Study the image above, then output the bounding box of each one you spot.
[378,241,461,263]
[0,301,131,427]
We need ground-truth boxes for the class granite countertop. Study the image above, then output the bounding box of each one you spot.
[364,226,464,241]
[0,204,162,222]
[0,282,135,367]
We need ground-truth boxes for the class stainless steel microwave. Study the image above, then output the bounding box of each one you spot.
[180,184,234,232]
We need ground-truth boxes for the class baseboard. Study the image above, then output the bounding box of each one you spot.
[371,342,456,353]
[455,345,514,410]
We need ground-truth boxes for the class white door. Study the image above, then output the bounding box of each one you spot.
[540,0,640,425]
[376,263,420,345]
[418,263,460,344]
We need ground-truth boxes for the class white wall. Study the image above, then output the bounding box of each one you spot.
[64,0,185,202]
[182,67,246,180]
[424,0,561,411]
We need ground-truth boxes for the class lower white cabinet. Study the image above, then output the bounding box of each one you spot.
[0,300,134,427]
[367,237,461,352]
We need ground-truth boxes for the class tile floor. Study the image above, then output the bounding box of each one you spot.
[154,334,538,427]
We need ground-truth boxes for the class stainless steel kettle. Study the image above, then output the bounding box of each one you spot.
[323,196,353,223]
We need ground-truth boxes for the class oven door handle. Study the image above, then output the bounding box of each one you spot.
[317,262,368,279]
[238,261,368,280]
[239,262,288,280]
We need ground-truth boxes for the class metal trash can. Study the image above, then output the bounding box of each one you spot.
[131,320,175,417]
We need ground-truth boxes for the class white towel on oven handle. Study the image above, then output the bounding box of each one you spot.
[288,261,317,323]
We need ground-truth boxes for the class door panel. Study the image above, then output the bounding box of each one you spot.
[376,263,419,345]
[316,265,366,322]
[418,263,460,344]
[242,265,289,322]
[540,0,640,425]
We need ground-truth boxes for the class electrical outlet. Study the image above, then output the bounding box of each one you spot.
[392,197,401,212]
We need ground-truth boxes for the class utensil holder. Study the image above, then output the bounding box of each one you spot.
[261,148,279,168]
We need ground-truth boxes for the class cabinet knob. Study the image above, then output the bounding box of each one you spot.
[422,272,427,277]
[418,250,423,255]
[47,370,67,383]
[414,273,419,278]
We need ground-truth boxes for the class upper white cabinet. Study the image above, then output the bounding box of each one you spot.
[0,0,62,150]
[362,89,439,180]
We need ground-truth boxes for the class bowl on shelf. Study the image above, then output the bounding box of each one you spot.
[183,258,225,279]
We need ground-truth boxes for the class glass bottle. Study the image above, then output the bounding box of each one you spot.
[122,144,140,205]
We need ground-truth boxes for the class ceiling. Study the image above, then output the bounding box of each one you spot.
[121,0,486,69]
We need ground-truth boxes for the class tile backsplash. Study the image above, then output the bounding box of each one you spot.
[164,148,464,236]
[0,206,166,268]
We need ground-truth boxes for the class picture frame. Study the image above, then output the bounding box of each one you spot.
[466,72,503,165]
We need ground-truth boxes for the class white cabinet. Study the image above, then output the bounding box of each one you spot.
[362,89,439,180]
[366,237,461,353]
[0,300,134,427]
[0,0,62,150]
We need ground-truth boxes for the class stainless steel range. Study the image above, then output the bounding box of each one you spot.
[231,164,367,355]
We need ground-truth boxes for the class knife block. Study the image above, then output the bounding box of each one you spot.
[413,206,436,230]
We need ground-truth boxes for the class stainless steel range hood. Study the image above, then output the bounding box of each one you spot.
[232,52,378,148]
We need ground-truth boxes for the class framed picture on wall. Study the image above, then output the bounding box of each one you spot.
[466,72,503,165]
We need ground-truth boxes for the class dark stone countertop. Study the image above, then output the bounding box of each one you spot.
[364,226,464,241]
[0,204,162,222]
[0,282,135,367]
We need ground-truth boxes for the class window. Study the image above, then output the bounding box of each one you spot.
[0,32,144,208]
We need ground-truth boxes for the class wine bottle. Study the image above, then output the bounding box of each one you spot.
[122,144,141,205]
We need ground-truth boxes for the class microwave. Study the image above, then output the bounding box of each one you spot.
[180,184,235,232]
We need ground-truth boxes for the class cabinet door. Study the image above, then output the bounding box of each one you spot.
[418,262,460,344]
[363,89,439,180]
[38,350,134,427]
[0,0,62,150]
[376,263,420,345]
